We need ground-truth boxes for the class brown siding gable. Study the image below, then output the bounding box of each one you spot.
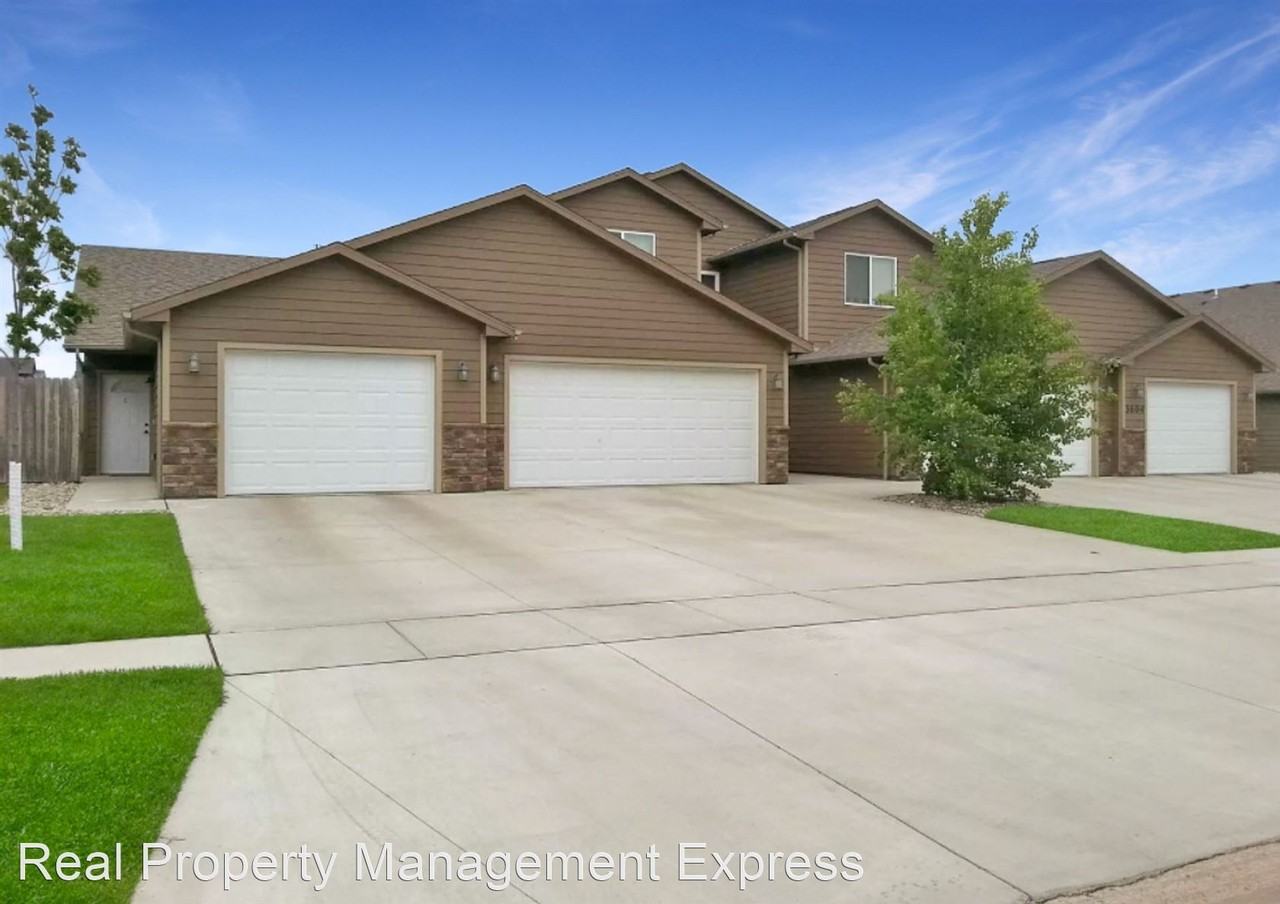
[1037,251,1270,370]
[646,162,786,230]
[550,168,724,233]
[1114,315,1273,370]
[348,184,812,352]
[709,198,935,265]
[130,242,516,336]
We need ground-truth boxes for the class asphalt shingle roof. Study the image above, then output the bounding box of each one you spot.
[1175,281,1280,392]
[792,322,889,365]
[67,245,277,350]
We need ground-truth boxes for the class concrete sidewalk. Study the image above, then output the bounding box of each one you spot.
[66,475,168,514]
[0,633,214,678]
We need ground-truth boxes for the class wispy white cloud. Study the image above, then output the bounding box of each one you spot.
[1049,122,1280,216]
[118,72,251,142]
[764,12,1280,289]
[777,117,1002,224]
[0,0,141,82]
[3,0,140,53]
[1106,212,1280,292]
[1060,17,1191,94]
[1073,22,1280,158]
[71,164,164,247]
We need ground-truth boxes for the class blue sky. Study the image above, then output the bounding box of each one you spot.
[4,0,1279,376]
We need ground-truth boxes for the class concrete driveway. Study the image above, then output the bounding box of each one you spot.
[1041,472,1280,532]
[144,476,1280,902]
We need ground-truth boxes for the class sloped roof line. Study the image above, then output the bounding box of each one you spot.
[1175,281,1280,391]
[646,162,787,230]
[128,243,517,336]
[549,167,724,233]
[346,184,811,351]
[66,246,277,350]
[1108,313,1274,370]
[788,198,935,245]
[1032,250,1189,317]
[708,199,935,264]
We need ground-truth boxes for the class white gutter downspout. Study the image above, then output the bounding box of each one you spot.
[782,237,807,339]
[121,312,160,347]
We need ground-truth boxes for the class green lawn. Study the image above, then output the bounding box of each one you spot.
[988,504,1280,552]
[0,668,223,903]
[0,513,209,647]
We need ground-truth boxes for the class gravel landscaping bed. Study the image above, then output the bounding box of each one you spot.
[880,492,1004,517]
[4,482,77,516]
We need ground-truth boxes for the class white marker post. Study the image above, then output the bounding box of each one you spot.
[8,461,21,551]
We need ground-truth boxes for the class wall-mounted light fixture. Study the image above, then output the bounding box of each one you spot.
[187,353,200,374]
[771,372,784,391]
[456,361,470,382]
[488,363,502,384]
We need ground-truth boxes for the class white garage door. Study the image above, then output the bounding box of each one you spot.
[1059,408,1092,476]
[224,349,435,495]
[1146,382,1232,475]
[509,361,759,488]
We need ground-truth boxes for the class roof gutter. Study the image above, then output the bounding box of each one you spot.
[122,313,160,347]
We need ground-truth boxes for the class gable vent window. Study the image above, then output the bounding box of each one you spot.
[844,253,897,306]
[609,229,657,255]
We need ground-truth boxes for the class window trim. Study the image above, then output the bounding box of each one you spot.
[700,269,721,292]
[608,229,657,255]
[843,252,898,307]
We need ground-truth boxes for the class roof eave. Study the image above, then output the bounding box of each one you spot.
[549,168,726,233]
[1109,314,1275,371]
[129,243,517,337]
[351,185,810,352]
[707,231,805,265]
[645,163,787,230]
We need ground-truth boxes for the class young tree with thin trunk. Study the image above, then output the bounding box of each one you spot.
[838,193,1099,501]
[1,85,99,360]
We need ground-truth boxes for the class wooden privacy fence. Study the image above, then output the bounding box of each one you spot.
[0,374,82,483]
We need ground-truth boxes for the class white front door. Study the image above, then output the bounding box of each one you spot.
[1146,382,1232,474]
[1059,408,1093,476]
[508,360,760,488]
[101,372,152,474]
[223,349,436,495]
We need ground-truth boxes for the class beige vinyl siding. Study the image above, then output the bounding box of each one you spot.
[1126,323,1257,434]
[361,196,786,428]
[651,170,778,262]
[789,361,882,476]
[719,245,801,334]
[557,179,702,277]
[167,256,484,424]
[805,208,933,345]
[1257,395,1280,471]
[1043,263,1178,359]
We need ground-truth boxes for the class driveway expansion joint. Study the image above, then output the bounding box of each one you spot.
[600,640,1036,902]
[225,681,548,904]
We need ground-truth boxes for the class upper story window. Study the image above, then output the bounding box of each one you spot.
[844,253,897,306]
[700,270,720,291]
[609,229,657,255]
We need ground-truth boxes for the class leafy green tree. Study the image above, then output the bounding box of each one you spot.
[1,85,99,359]
[838,193,1098,501]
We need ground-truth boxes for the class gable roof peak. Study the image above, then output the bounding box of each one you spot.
[348,182,810,352]
[549,167,724,233]
[645,162,787,230]
[128,241,517,336]
[788,198,935,244]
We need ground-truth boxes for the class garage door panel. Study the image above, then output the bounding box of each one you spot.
[509,361,759,488]
[1146,382,1231,475]
[224,350,435,495]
